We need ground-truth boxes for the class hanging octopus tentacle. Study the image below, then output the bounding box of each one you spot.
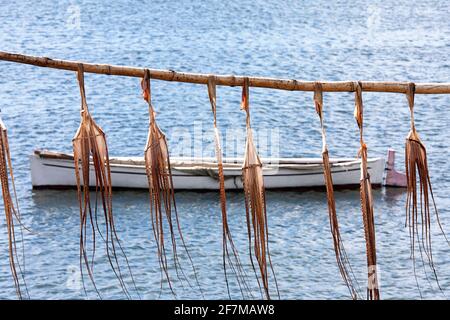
[73,64,139,299]
[354,81,380,300]
[0,118,29,299]
[207,75,251,299]
[313,82,360,299]
[404,82,449,295]
[142,69,203,297]
[241,77,279,300]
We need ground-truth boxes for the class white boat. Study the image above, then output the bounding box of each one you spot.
[30,149,406,190]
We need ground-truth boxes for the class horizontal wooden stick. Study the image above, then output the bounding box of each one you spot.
[1,51,450,94]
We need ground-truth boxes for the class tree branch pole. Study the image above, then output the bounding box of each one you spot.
[1,51,450,94]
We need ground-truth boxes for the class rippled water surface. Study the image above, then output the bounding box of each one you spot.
[0,0,450,299]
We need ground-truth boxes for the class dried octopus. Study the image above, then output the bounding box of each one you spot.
[73,64,138,298]
[241,77,279,300]
[313,82,360,299]
[354,81,380,300]
[141,69,202,296]
[0,117,29,299]
[404,82,449,295]
[207,75,250,298]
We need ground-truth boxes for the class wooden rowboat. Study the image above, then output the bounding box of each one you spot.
[30,149,404,190]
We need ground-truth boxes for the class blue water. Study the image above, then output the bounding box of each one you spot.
[0,0,449,299]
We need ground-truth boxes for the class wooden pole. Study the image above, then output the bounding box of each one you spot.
[1,51,450,94]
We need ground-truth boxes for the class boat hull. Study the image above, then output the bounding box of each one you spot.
[30,150,385,190]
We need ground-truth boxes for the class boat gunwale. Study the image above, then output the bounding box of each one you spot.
[34,149,382,171]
